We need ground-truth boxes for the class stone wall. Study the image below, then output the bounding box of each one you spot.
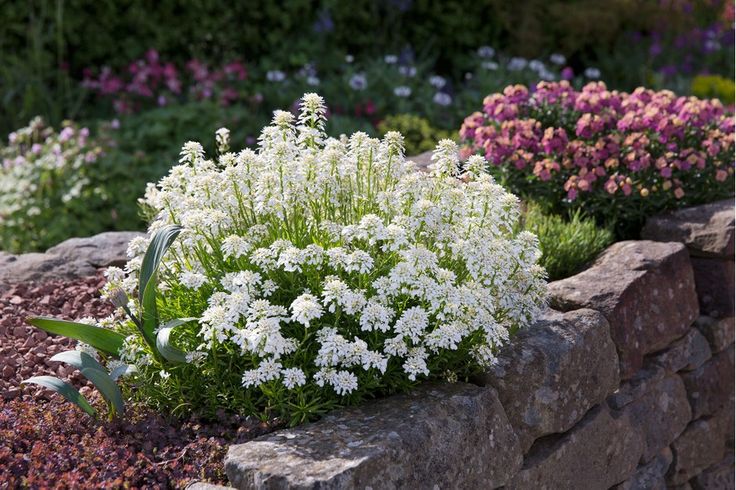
[221,199,735,490]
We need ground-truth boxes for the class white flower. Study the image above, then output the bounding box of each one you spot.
[477,46,495,58]
[384,54,398,64]
[180,270,207,290]
[282,367,307,388]
[215,127,230,153]
[291,293,323,327]
[584,67,601,79]
[403,347,429,381]
[398,65,417,77]
[432,92,452,106]
[481,61,499,71]
[507,57,528,71]
[222,235,252,259]
[393,306,429,342]
[332,370,358,395]
[394,86,411,97]
[550,53,566,65]
[349,73,367,91]
[185,351,208,364]
[266,70,286,82]
[428,75,446,89]
[360,300,394,332]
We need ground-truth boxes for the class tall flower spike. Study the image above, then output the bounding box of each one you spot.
[429,139,460,177]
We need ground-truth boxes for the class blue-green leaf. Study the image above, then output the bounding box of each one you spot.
[80,367,125,417]
[50,350,105,372]
[138,225,181,305]
[26,317,125,356]
[110,364,137,381]
[156,318,196,363]
[22,376,96,417]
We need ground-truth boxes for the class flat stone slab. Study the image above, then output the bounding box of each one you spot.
[641,198,734,258]
[0,231,143,285]
[478,308,619,452]
[549,241,699,379]
[508,404,643,489]
[647,329,711,374]
[225,383,521,489]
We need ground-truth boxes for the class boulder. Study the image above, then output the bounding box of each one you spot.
[641,199,734,258]
[695,316,735,353]
[549,241,699,379]
[508,404,643,490]
[478,308,620,452]
[406,151,433,171]
[691,452,735,490]
[45,231,143,268]
[647,329,712,374]
[617,373,691,462]
[668,407,734,485]
[613,447,673,490]
[680,346,735,419]
[691,258,735,318]
[225,383,522,489]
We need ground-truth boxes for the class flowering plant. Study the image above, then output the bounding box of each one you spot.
[461,81,735,237]
[0,118,108,252]
[29,94,545,423]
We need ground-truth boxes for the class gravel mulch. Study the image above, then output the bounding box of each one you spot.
[1,273,277,488]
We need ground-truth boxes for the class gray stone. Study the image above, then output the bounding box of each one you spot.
[681,346,735,419]
[691,258,735,318]
[668,407,733,485]
[0,231,142,285]
[696,316,736,353]
[508,404,643,490]
[225,383,522,489]
[692,452,735,490]
[549,240,699,379]
[641,198,734,258]
[608,365,667,410]
[617,373,691,462]
[478,308,619,452]
[613,447,673,490]
[407,150,433,171]
[648,329,712,373]
[186,483,234,490]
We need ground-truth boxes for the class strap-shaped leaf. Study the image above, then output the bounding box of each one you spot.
[156,318,196,363]
[138,225,182,305]
[80,367,125,417]
[110,364,137,381]
[50,350,105,372]
[26,317,125,356]
[141,273,160,345]
[22,376,97,417]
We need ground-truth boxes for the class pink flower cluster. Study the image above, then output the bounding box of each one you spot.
[461,81,734,203]
[82,49,248,113]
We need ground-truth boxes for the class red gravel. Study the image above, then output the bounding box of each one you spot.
[0,273,277,488]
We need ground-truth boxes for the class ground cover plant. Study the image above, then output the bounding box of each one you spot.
[24,94,547,425]
[460,81,735,238]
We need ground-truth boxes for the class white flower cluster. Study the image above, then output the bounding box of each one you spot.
[119,93,546,400]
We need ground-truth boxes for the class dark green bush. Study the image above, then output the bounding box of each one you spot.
[377,114,454,155]
[521,203,614,281]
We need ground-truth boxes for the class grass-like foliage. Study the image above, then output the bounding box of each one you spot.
[27,94,547,425]
[521,203,613,281]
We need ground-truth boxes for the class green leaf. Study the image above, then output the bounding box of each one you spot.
[156,318,196,363]
[50,350,105,372]
[110,364,137,381]
[80,367,125,417]
[22,376,97,417]
[138,225,182,305]
[26,317,125,356]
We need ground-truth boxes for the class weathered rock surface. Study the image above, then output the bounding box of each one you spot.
[608,365,667,410]
[225,383,522,489]
[0,231,142,285]
[691,257,735,317]
[186,483,234,490]
[508,404,643,490]
[478,308,619,452]
[406,150,433,170]
[613,447,673,490]
[648,329,712,374]
[695,316,735,353]
[691,452,735,490]
[641,198,735,258]
[668,407,733,485]
[549,240,699,378]
[680,346,735,419]
[617,373,691,462]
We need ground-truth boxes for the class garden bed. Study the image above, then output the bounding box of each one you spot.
[0,273,278,488]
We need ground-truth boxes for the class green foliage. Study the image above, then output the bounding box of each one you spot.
[521,203,614,280]
[26,317,126,356]
[691,75,736,104]
[378,114,455,155]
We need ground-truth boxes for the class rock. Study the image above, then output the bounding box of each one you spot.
[612,447,673,490]
[478,308,619,452]
[0,231,143,285]
[680,346,734,419]
[695,316,735,353]
[406,151,434,171]
[668,407,733,485]
[648,329,712,373]
[45,231,143,268]
[617,373,691,462]
[608,365,667,410]
[186,483,234,490]
[691,258,735,318]
[225,383,522,489]
[508,404,643,490]
[549,241,699,379]
[691,452,735,490]
[641,199,735,258]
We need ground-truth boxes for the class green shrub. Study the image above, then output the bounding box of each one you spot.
[521,203,614,281]
[377,114,454,155]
